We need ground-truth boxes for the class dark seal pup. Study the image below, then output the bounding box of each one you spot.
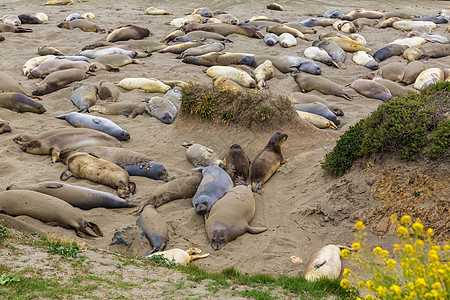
[137,205,168,255]
[221,144,250,185]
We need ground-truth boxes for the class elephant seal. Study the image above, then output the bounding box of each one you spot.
[60,151,136,199]
[18,14,43,24]
[411,16,448,24]
[147,248,209,265]
[267,24,307,40]
[213,76,244,93]
[182,142,223,167]
[44,0,73,4]
[0,24,32,33]
[401,61,425,85]
[76,146,168,181]
[312,40,345,68]
[90,54,142,71]
[215,13,239,25]
[222,144,250,185]
[115,78,170,93]
[293,72,352,100]
[145,7,171,15]
[282,22,317,34]
[288,92,344,116]
[373,78,417,98]
[0,72,28,94]
[144,97,178,124]
[389,37,426,48]
[372,44,408,62]
[133,171,203,213]
[341,9,384,21]
[376,62,405,82]
[163,87,182,108]
[264,33,278,46]
[137,206,168,255]
[56,112,130,141]
[160,29,184,43]
[0,35,4,42]
[35,12,48,22]
[98,81,120,102]
[254,59,274,89]
[77,47,138,59]
[319,9,344,19]
[0,190,102,238]
[1,15,20,26]
[70,82,98,112]
[414,68,444,90]
[206,66,256,88]
[192,7,213,17]
[192,165,233,215]
[182,52,250,67]
[319,34,369,52]
[304,47,337,67]
[403,46,425,62]
[250,132,288,194]
[27,59,90,79]
[57,19,104,33]
[0,93,46,114]
[206,185,267,250]
[32,69,88,96]
[420,44,450,59]
[22,55,54,76]
[296,111,338,130]
[239,55,293,73]
[333,20,357,33]
[408,25,432,37]
[294,102,340,125]
[89,102,145,118]
[0,213,43,235]
[352,51,378,70]
[352,18,378,31]
[159,41,205,54]
[278,32,297,48]
[392,20,437,31]
[267,3,285,11]
[64,13,82,22]
[304,245,342,280]
[38,45,64,56]
[182,23,263,39]
[279,56,321,75]
[6,181,133,209]
[15,128,122,163]
[349,79,392,101]
[0,119,11,134]
[174,31,233,43]
[177,42,225,59]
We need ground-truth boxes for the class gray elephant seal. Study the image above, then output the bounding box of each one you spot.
[294,102,340,125]
[222,144,250,185]
[59,150,136,199]
[373,78,417,98]
[293,72,352,100]
[56,112,130,141]
[250,132,288,194]
[192,165,233,215]
[401,61,425,85]
[349,79,392,102]
[89,102,145,118]
[70,82,98,112]
[0,93,46,114]
[32,69,88,96]
[57,19,104,33]
[144,96,178,124]
[0,190,102,238]
[6,181,133,210]
[107,25,150,42]
[372,44,408,62]
[182,142,223,167]
[137,206,168,255]
[27,59,90,79]
[206,185,267,250]
[0,119,12,134]
[288,92,344,116]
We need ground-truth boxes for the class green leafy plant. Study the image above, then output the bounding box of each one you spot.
[0,274,20,285]
[41,236,80,258]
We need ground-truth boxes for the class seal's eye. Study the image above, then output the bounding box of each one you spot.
[212,238,216,243]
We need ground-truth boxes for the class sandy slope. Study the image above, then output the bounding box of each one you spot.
[0,0,448,277]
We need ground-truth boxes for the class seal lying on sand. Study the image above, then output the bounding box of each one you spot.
[0,119,12,134]
[32,69,88,96]
[144,97,178,124]
[107,25,150,42]
[147,248,209,265]
[182,142,223,167]
[222,144,250,185]
[89,102,146,118]
[59,150,136,199]
[6,181,133,210]
[0,190,102,238]
[137,206,168,255]
[304,245,343,280]
[0,93,46,114]
[293,72,352,100]
[205,185,267,250]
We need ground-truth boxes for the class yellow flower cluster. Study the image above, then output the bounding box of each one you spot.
[339,215,449,300]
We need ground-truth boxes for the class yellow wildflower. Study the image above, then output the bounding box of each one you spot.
[390,214,398,224]
[340,278,350,289]
[390,284,402,296]
[428,250,439,262]
[341,248,350,258]
[424,292,431,298]
[414,239,424,248]
[352,242,361,250]
[415,277,427,294]
[443,244,450,252]
[393,244,401,251]
[412,222,424,234]
[342,268,352,277]
[364,295,374,300]
[401,215,411,225]
[355,221,366,230]
[373,246,382,255]
[397,226,408,237]
[431,282,442,290]
[386,259,397,268]
[358,281,365,288]
[431,245,440,252]
[426,228,434,237]
[376,285,387,297]
[380,250,389,259]
[403,244,415,255]
[366,280,375,291]
[405,282,415,291]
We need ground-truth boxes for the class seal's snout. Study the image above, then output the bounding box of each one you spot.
[5,184,13,190]
[195,202,208,215]
[161,113,174,124]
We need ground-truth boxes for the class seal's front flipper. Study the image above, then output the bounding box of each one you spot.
[60,171,73,181]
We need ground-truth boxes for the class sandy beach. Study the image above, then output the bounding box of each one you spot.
[0,0,448,277]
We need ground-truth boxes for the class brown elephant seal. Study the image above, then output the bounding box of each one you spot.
[0,93,46,114]
[90,54,142,72]
[0,24,32,33]
[408,26,432,38]
[403,46,425,62]
[342,9,384,21]
[384,12,419,19]
[132,171,203,214]
[158,41,205,54]
[183,52,249,67]
[174,31,233,43]
[250,132,288,194]
[0,71,28,94]
[182,23,264,39]
[18,14,43,24]
[32,68,88,96]
[267,24,307,40]
[160,29,184,43]
[401,61,425,85]
[420,44,450,59]
[178,42,225,59]
[76,146,168,181]
[373,78,417,98]
[38,45,64,56]
[213,76,244,93]
[215,13,239,25]
[0,119,11,134]
[14,128,122,163]
[0,213,44,235]
[182,142,223,167]
[206,185,267,250]
[304,245,342,280]
[319,33,369,52]
[352,18,378,31]
[144,7,172,15]
[147,248,210,265]
[293,72,352,100]
[70,83,98,112]
[107,25,150,42]
[6,181,133,210]
[27,59,90,79]
[254,59,274,89]
[98,81,120,102]
[288,92,344,116]
[57,19,104,33]
[222,144,250,185]
[267,3,285,11]
[59,151,136,199]
[193,7,213,17]
[89,102,145,118]
[376,62,405,82]
[206,65,256,88]
[137,206,168,255]
[349,79,392,101]
[0,190,102,238]
[282,22,317,34]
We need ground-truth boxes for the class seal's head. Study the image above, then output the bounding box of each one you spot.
[208,222,228,250]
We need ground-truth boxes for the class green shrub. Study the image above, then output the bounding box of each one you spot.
[41,237,80,258]
[322,82,449,175]
[0,220,7,242]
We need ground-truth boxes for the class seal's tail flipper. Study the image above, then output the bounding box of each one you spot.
[190,253,210,261]
[247,225,268,234]
[86,221,103,237]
